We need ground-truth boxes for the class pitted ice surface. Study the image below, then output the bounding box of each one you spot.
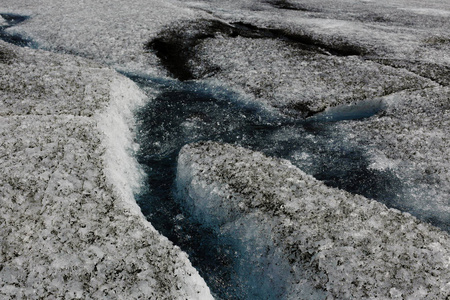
[176,141,450,299]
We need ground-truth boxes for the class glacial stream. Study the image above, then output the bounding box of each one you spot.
[1,13,447,299]
[130,74,402,299]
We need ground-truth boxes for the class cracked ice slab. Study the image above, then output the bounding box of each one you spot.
[0,41,212,299]
[176,0,450,115]
[176,141,450,299]
[190,35,436,116]
[2,0,448,113]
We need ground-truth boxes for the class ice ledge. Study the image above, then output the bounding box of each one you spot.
[176,141,450,299]
[0,41,212,299]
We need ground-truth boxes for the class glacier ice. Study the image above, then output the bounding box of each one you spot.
[0,41,212,299]
[1,0,450,298]
[336,87,450,231]
[132,74,420,298]
[176,141,450,299]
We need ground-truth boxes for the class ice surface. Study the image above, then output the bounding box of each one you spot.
[189,35,435,115]
[181,0,450,101]
[0,42,110,116]
[336,87,450,231]
[1,0,450,297]
[158,0,450,234]
[2,0,449,108]
[0,0,207,76]
[0,41,212,299]
[177,141,450,299]
[132,74,431,298]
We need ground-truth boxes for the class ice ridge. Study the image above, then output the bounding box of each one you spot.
[176,141,450,299]
[0,41,213,299]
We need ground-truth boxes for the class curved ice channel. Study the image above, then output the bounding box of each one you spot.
[0,13,36,48]
[129,74,436,299]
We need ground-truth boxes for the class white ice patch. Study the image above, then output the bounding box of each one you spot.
[97,75,214,300]
[176,141,450,299]
[96,76,147,215]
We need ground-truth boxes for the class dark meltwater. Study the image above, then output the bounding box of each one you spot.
[0,14,35,48]
[130,74,403,299]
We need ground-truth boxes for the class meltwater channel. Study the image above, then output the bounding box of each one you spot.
[129,74,404,299]
[1,14,445,299]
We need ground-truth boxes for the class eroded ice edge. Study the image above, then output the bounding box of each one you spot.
[177,141,450,299]
[0,40,213,298]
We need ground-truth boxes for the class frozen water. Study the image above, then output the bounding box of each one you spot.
[0,40,212,299]
[1,0,450,298]
[176,141,450,299]
[132,70,448,298]
[132,74,447,298]
[307,98,386,122]
[0,13,28,27]
[133,75,424,219]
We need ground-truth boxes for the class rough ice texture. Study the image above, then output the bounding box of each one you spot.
[154,0,450,235]
[184,0,450,64]
[145,0,449,116]
[177,141,450,299]
[1,0,450,297]
[0,41,212,299]
[192,36,435,116]
[336,86,450,231]
[0,0,206,76]
[3,0,448,110]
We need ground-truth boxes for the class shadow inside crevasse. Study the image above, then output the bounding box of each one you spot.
[265,0,321,12]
